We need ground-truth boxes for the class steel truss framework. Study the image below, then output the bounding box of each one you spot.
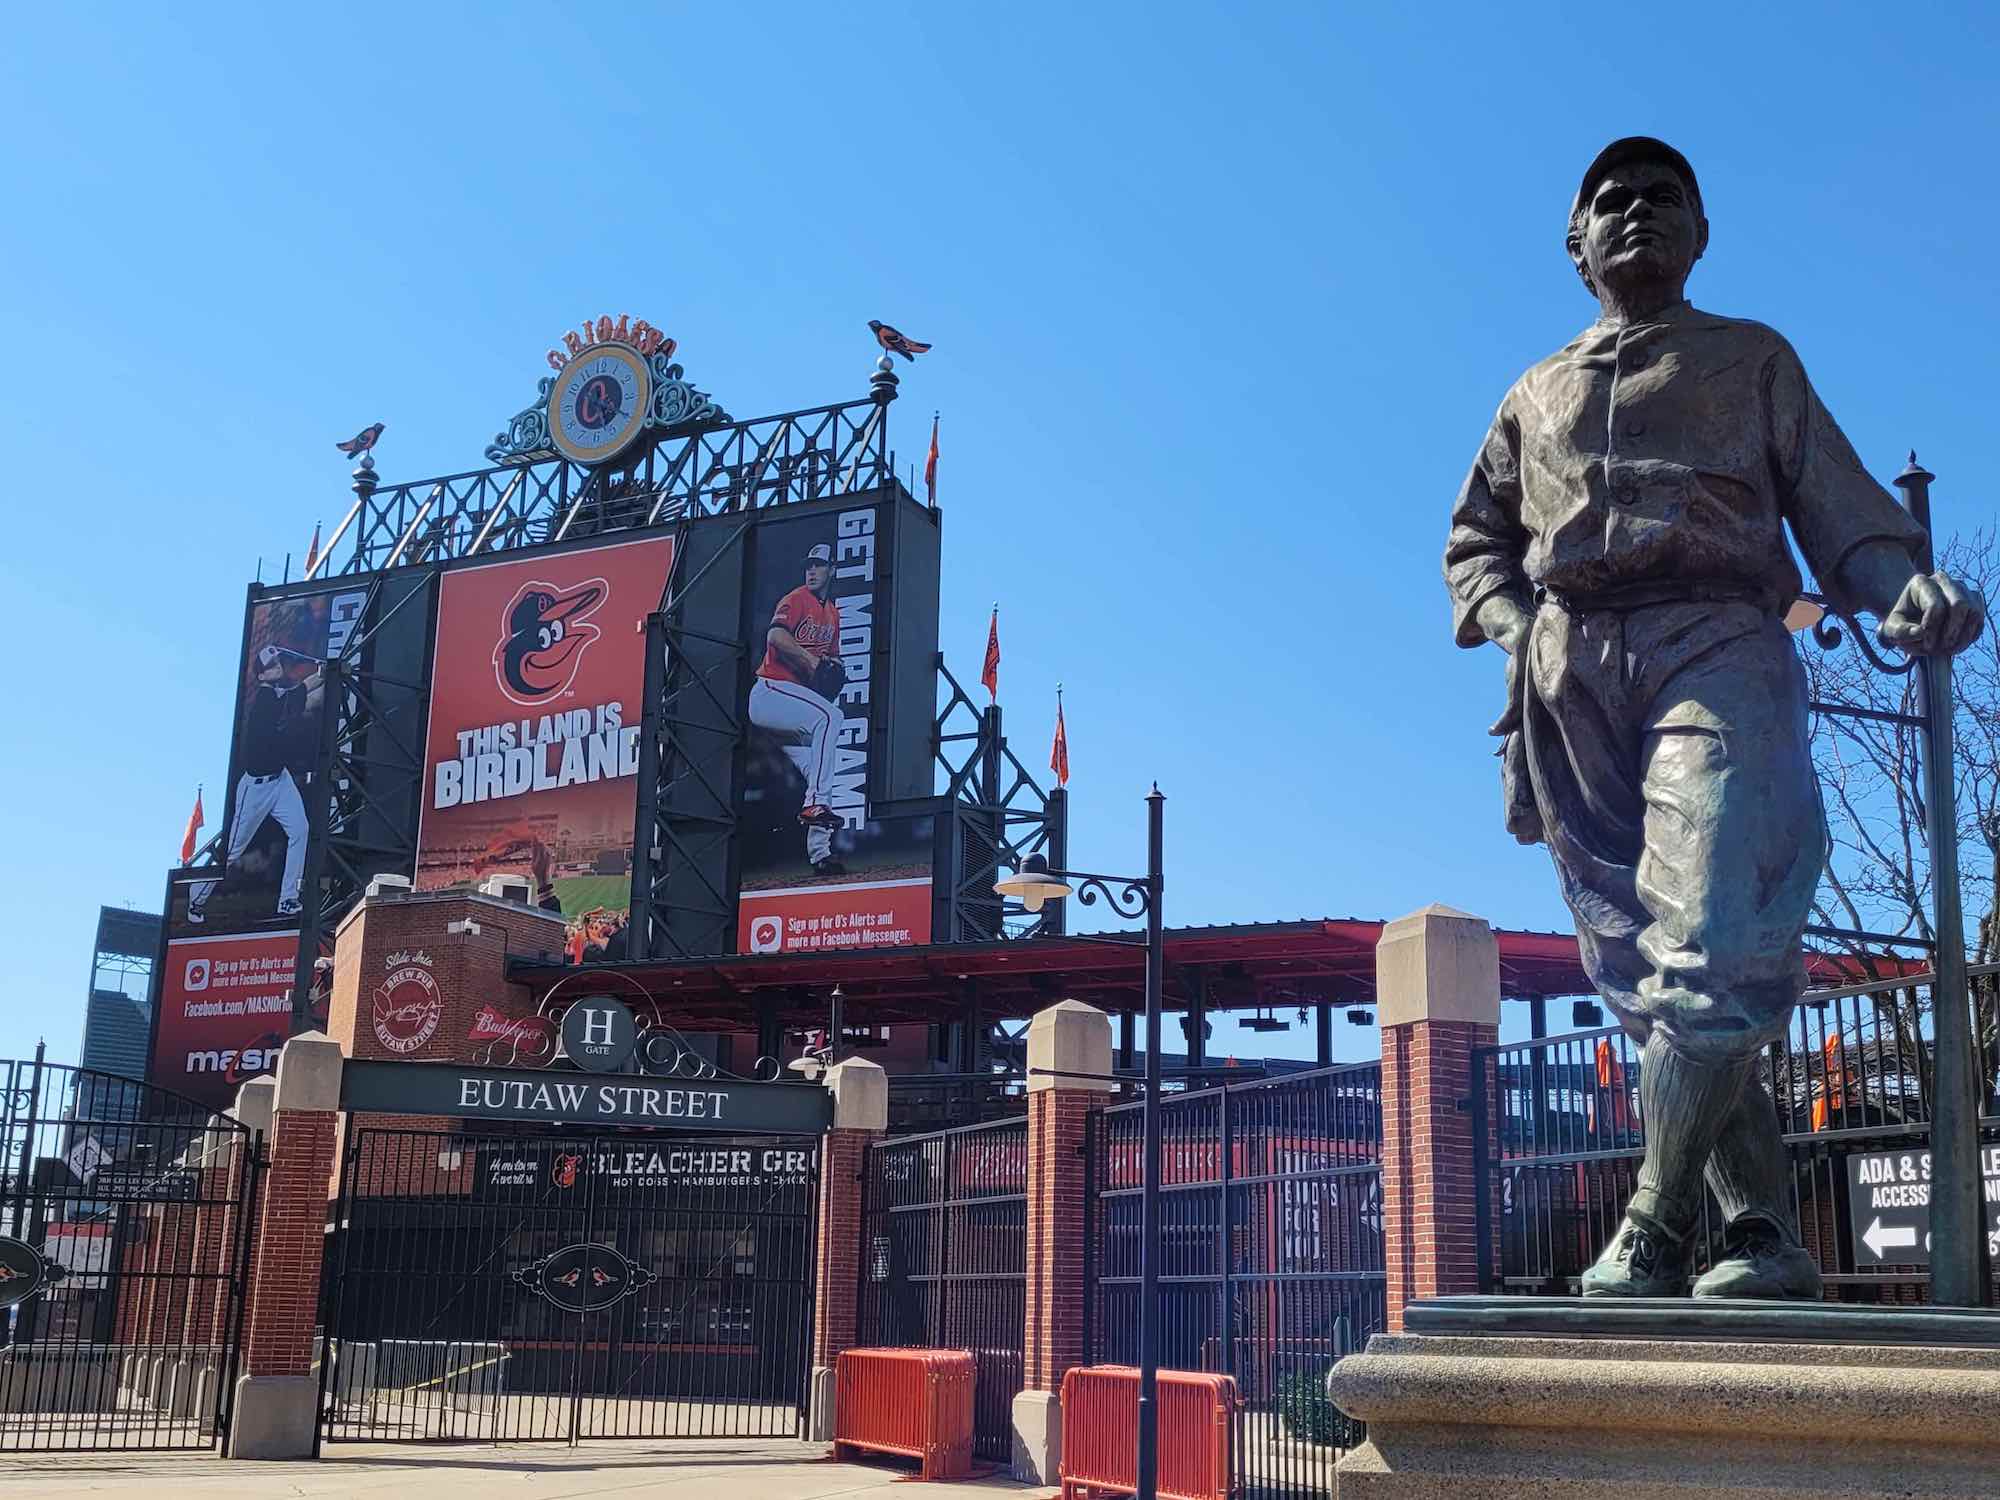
[286,568,436,1023]
[306,397,895,581]
[932,658,1065,945]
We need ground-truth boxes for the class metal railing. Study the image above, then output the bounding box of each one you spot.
[1472,965,2000,1300]
[857,1117,1028,1463]
[313,397,897,579]
[0,1056,262,1453]
[1085,1063,1384,1500]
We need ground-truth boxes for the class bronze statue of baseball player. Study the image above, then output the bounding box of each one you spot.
[1445,137,1985,1298]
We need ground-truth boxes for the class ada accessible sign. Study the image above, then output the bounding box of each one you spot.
[1844,1146,2000,1265]
[341,1058,833,1136]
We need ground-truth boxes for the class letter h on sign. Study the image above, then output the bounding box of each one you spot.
[582,1009,614,1048]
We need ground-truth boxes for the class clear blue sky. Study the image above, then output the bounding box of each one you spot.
[3,5,1996,1070]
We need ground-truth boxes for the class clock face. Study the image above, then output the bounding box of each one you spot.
[548,344,651,464]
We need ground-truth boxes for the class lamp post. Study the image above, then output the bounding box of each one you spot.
[996,785,1166,1500]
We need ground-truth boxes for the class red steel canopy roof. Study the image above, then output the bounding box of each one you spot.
[507,918,1916,1030]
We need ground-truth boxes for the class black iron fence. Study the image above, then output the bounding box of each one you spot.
[1085,1063,1384,1500]
[320,1124,818,1446]
[1473,967,2000,1300]
[857,1117,1027,1464]
[0,1056,261,1452]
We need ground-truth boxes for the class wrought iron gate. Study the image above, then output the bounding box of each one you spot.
[1085,1064,1385,1500]
[0,1055,262,1452]
[857,1117,1027,1463]
[319,1122,818,1445]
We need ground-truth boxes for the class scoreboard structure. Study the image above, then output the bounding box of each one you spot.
[148,322,1064,1107]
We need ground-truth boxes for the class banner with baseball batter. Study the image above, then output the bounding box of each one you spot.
[413,535,674,962]
[736,503,932,954]
[170,584,367,935]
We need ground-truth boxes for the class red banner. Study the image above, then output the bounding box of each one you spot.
[737,877,932,956]
[151,930,299,1111]
[414,536,673,953]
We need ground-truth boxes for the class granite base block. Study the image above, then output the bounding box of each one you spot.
[1330,1313,2000,1499]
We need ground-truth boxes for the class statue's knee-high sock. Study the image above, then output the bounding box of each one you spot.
[1703,1074,1796,1236]
[1628,1031,1750,1237]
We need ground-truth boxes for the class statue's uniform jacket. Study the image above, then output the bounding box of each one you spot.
[1444,303,1926,1064]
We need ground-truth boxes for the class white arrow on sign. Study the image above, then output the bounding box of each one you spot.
[1862,1217,1919,1260]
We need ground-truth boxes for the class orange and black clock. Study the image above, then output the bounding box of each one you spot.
[546,342,651,464]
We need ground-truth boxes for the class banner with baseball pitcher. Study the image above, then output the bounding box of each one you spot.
[413,535,674,963]
[736,502,933,953]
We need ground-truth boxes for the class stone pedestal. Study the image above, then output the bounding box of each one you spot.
[1330,1298,2000,1499]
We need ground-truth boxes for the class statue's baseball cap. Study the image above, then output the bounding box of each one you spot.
[1571,136,1704,222]
[805,543,833,565]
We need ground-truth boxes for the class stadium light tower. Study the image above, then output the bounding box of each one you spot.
[996,785,1166,1500]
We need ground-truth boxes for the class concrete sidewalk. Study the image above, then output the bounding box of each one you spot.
[0,1438,1040,1499]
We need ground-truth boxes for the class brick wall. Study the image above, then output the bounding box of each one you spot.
[1381,1018,1495,1330]
[325,888,565,1199]
[1023,1088,1096,1390]
[329,889,562,1069]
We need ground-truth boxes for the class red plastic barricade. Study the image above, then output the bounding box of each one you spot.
[832,1347,978,1481]
[1059,1365,1236,1500]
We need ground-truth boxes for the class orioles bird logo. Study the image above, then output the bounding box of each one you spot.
[0,1263,24,1283]
[492,578,607,706]
[552,1153,582,1189]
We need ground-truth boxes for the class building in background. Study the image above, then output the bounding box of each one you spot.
[71,907,159,1152]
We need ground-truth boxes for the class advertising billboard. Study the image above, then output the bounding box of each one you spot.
[414,535,674,962]
[170,585,367,934]
[735,501,933,954]
[149,929,301,1112]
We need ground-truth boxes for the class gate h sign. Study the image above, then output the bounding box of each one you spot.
[1846,1147,2000,1267]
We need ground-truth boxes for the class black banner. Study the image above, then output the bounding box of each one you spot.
[341,1059,833,1135]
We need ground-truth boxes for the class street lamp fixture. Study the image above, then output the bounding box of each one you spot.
[995,785,1167,1500]
[992,853,1074,912]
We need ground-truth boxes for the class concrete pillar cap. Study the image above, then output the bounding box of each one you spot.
[228,1076,277,1138]
[1376,904,1499,1028]
[273,1030,345,1114]
[1027,999,1114,1093]
[823,1056,888,1132]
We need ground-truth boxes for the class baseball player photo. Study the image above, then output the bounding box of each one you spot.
[747,542,851,876]
[188,644,323,923]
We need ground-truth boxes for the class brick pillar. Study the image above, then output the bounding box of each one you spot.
[808,1056,887,1441]
[227,1032,342,1459]
[1376,904,1499,1331]
[1013,999,1113,1483]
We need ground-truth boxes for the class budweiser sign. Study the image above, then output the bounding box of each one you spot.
[466,1006,559,1067]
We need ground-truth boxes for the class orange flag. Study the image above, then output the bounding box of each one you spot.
[303,520,322,576]
[1812,1031,1844,1131]
[1593,1036,1630,1130]
[179,787,205,864]
[980,606,1000,703]
[1050,687,1069,787]
[924,413,939,502]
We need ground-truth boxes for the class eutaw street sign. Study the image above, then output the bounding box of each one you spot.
[340,1058,833,1135]
[1844,1146,2000,1266]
